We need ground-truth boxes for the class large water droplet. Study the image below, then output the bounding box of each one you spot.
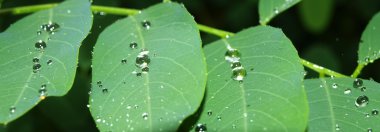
[10,106,16,114]
[130,42,138,49]
[142,112,148,120]
[353,78,363,88]
[136,50,150,68]
[39,84,47,99]
[232,67,247,81]
[41,22,60,33]
[195,123,207,132]
[225,49,241,62]
[35,40,47,49]
[32,57,39,63]
[372,109,379,115]
[141,20,151,29]
[33,63,42,73]
[344,89,351,94]
[355,95,369,107]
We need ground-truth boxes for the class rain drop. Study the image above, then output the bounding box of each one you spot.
[361,86,367,92]
[207,110,212,116]
[195,123,207,132]
[35,40,47,49]
[97,81,102,85]
[332,83,338,89]
[9,106,16,114]
[37,31,42,35]
[47,59,53,65]
[232,124,236,129]
[142,112,148,120]
[372,109,379,115]
[217,116,222,121]
[353,78,363,88]
[33,63,42,73]
[232,67,247,81]
[141,20,151,29]
[274,8,279,14]
[32,57,39,63]
[102,88,108,93]
[231,61,242,69]
[142,67,149,73]
[41,22,60,33]
[135,50,150,68]
[225,49,241,62]
[355,95,369,108]
[130,42,138,49]
[121,59,127,64]
[344,89,351,94]
[368,128,373,132]
[39,84,47,99]
[136,73,142,77]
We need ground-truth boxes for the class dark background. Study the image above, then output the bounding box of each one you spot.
[0,0,379,131]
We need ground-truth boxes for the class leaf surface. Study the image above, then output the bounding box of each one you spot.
[0,0,92,124]
[259,0,301,25]
[196,26,308,131]
[358,11,380,65]
[305,78,380,132]
[89,3,207,131]
[298,0,334,33]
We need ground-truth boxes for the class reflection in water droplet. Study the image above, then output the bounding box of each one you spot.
[372,109,379,115]
[344,89,351,94]
[353,78,363,88]
[355,95,369,108]
[225,49,241,63]
[207,110,212,116]
[10,107,16,114]
[195,123,207,132]
[141,20,151,29]
[33,63,42,73]
[232,67,247,81]
[332,83,338,89]
[41,22,60,33]
[33,57,39,63]
[130,42,138,49]
[39,84,47,99]
[142,112,148,120]
[35,40,47,49]
[121,59,127,64]
[47,60,53,65]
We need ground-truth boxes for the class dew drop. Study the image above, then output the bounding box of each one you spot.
[217,116,222,121]
[32,57,39,63]
[130,42,138,49]
[372,109,379,115]
[344,89,351,94]
[47,60,53,65]
[39,84,47,99]
[353,78,363,88]
[136,73,142,77]
[97,81,102,85]
[207,110,212,116]
[135,50,150,68]
[41,22,60,33]
[195,123,207,132]
[225,49,241,62]
[102,88,108,93]
[232,124,236,129]
[365,113,370,118]
[335,124,340,131]
[35,40,47,49]
[37,31,42,35]
[9,106,16,114]
[142,67,149,73]
[232,67,247,81]
[142,112,148,120]
[355,95,369,108]
[231,61,242,69]
[33,63,42,73]
[121,59,127,64]
[368,128,373,132]
[274,8,279,14]
[141,20,151,29]
[332,83,338,89]
[361,86,367,92]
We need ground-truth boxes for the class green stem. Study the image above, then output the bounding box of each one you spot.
[351,64,365,78]
[0,3,349,78]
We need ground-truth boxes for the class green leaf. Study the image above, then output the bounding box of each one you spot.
[259,0,301,25]
[90,3,207,131]
[305,78,380,132]
[298,0,334,33]
[358,11,380,65]
[0,0,92,124]
[196,26,308,131]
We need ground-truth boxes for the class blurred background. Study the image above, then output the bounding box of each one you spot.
[0,0,379,131]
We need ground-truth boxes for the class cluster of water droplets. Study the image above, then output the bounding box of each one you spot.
[224,45,247,82]
[96,81,108,94]
[195,123,207,132]
[360,40,380,64]
[39,84,48,100]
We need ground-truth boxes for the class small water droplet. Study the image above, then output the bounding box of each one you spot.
[121,59,127,64]
[35,40,47,49]
[39,84,47,99]
[47,60,53,65]
[372,109,379,115]
[232,124,236,129]
[41,22,60,33]
[368,128,373,132]
[97,81,102,85]
[141,20,151,29]
[130,42,138,49]
[332,83,338,89]
[365,113,370,118]
[32,57,39,63]
[232,67,247,81]
[207,110,212,116]
[365,56,370,63]
[33,63,41,73]
[136,72,142,77]
[361,86,367,92]
[225,49,241,62]
[102,88,108,93]
[217,116,222,121]
[344,89,351,94]
[231,61,242,69]
[37,31,42,35]
[353,78,363,88]
[142,67,149,73]
[355,95,369,108]
[142,112,148,120]
[274,8,279,14]
[195,123,207,132]
[335,124,340,131]
[10,106,16,114]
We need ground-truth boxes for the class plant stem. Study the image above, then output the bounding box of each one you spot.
[351,64,365,78]
[0,3,349,78]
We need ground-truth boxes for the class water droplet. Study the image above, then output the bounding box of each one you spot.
[225,49,241,62]
[232,124,236,129]
[37,31,42,35]
[355,95,369,108]
[32,57,39,63]
[332,83,338,89]
[335,124,340,131]
[365,56,370,63]
[232,67,247,81]
[41,22,60,33]
[97,81,102,85]
[136,73,142,77]
[142,67,149,73]
[207,110,212,116]
[136,50,150,68]
[47,60,53,65]
[365,113,370,118]
[217,116,222,121]
[121,59,127,64]
[9,106,16,114]
[141,20,151,29]
[344,89,351,94]
[102,88,108,93]
[130,42,137,49]
[39,84,47,99]
[274,8,279,14]
[231,62,242,69]
[361,86,367,92]
[372,109,379,115]
[35,40,47,49]
[368,128,373,132]
[142,112,148,120]
[353,78,363,88]
[195,123,207,132]
[33,63,41,73]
